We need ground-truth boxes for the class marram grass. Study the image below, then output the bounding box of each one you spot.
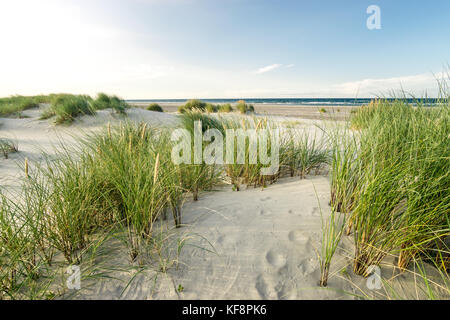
[322,98,449,289]
[0,122,191,298]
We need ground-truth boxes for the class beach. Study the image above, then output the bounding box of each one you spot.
[131,102,357,121]
[0,0,448,306]
[1,102,447,300]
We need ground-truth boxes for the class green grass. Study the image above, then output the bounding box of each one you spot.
[328,128,360,216]
[0,138,18,159]
[40,94,95,124]
[178,99,207,114]
[324,98,449,283]
[218,103,233,113]
[0,96,42,117]
[236,100,255,114]
[205,103,219,113]
[178,105,187,113]
[178,101,241,114]
[0,121,195,298]
[0,93,128,124]
[178,111,223,200]
[279,128,329,178]
[146,103,164,112]
[92,93,128,114]
[221,116,281,190]
[318,201,345,287]
[0,193,45,299]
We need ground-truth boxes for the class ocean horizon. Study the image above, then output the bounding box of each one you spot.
[126,97,441,106]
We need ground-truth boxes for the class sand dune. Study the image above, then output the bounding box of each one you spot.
[1,107,447,300]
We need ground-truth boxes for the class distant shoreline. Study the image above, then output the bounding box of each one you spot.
[129,102,358,120]
[126,97,442,107]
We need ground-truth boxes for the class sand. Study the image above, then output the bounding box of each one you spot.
[1,107,447,300]
[72,175,361,300]
[131,102,357,121]
[0,107,177,192]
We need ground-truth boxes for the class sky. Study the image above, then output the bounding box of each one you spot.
[0,0,449,99]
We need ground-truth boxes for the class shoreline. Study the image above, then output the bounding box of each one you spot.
[130,102,358,121]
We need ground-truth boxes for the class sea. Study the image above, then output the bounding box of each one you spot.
[126,98,440,106]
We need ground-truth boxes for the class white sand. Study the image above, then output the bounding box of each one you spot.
[0,107,177,192]
[1,108,447,300]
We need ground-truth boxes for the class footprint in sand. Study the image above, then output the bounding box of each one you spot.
[217,235,235,247]
[266,249,287,267]
[276,284,297,300]
[288,230,309,245]
[255,274,277,299]
[311,207,320,216]
[259,208,273,216]
[297,258,317,276]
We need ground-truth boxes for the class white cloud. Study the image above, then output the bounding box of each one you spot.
[255,64,282,74]
[331,72,447,97]
[218,71,448,98]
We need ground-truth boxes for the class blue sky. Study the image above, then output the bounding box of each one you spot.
[0,0,449,98]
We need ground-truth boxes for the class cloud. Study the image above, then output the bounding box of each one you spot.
[218,71,448,98]
[255,64,282,74]
[285,64,295,68]
[331,72,447,97]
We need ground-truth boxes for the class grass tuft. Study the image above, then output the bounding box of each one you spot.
[0,138,18,159]
[147,103,164,112]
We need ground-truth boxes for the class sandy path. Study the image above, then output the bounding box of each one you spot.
[164,176,355,300]
[72,176,361,300]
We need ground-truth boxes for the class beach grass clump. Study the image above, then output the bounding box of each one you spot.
[178,99,207,114]
[78,122,185,260]
[92,93,128,114]
[205,103,219,113]
[221,116,279,191]
[178,105,187,114]
[328,129,361,217]
[351,102,449,276]
[350,99,382,130]
[319,205,345,287]
[31,152,103,263]
[327,98,450,279]
[0,122,188,270]
[37,93,128,124]
[279,129,329,179]
[90,93,110,110]
[147,103,164,112]
[236,100,255,114]
[178,111,223,200]
[0,96,41,117]
[0,138,18,159]
[218,103,233,113]
[0,194,34,298]
[0,189,57,300]
[40,94,95,124]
